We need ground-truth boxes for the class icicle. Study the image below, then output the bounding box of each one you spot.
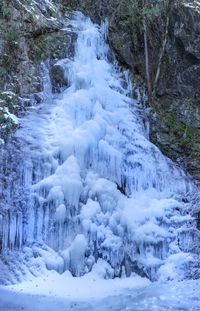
[101,18,109,41]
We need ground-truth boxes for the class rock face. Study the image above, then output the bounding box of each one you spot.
[63,0,200,181]
[0,0,75,137]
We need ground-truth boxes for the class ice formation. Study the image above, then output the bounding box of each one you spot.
[0,12,198,281]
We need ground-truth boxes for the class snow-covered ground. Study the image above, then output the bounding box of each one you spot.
[0,272,200,311]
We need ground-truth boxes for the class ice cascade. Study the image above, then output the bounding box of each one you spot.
[0,12,197,281]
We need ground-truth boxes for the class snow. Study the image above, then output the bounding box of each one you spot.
[184,0,200,13]
[35,155,83,209]
[80,199,101,220]
[55,204,67,222]
[0,107,19,126]
[0,138,4,145]
[68,234,88,276]
[158,252,194,281]
[0,275,199,311]
[6,268,149,300]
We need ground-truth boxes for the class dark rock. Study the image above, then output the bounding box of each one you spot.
[50,63,69,92]
[34,93,42,103]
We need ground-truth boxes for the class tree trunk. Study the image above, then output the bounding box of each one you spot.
[152,0,174,98]
[142,0,152,105]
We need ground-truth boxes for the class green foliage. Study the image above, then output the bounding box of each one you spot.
[4,29,19,48]
[0,91,18,131]
[159,109,200,161]
[60,0,80,8]
[119,18,132,27]
[0,91,17,112]
[0,27,20,79]
[2,7,12,20]
[0,0,4,12]
[117,0,170,28]
[0,68,6,89]
[0,110,17,131]
[142,3,161,18]
[0,1,12,20]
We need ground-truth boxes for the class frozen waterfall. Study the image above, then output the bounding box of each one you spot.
[0,12,197,282]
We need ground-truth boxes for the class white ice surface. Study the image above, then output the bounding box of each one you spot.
[1,274,200,311]
[8,270,150,300]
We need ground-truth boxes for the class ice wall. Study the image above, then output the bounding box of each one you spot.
[0,12,198,281]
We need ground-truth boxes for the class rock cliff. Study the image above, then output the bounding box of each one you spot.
[0,0,74,138]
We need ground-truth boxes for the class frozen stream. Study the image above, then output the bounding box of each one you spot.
[1,277,200,311]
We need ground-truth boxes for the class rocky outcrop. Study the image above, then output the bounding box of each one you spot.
[62,0,200,181]
[0,0,74,137]
[149,3,200,181]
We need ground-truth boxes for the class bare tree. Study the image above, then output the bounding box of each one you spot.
[152,0,175,98]
[109,0,176,104]
[142,0,152,104]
